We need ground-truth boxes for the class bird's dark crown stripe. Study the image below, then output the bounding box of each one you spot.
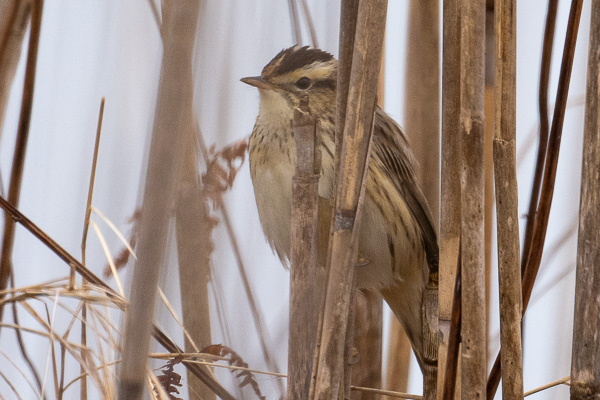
[262,46,334,77]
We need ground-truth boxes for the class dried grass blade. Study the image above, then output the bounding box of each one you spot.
[92,207,137,261]
[91,221,124,296]
[157,287,199,352]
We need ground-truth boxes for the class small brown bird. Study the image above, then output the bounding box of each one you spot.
[242,45,438,370]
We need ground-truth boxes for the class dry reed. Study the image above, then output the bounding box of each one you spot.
[570,0,600,397]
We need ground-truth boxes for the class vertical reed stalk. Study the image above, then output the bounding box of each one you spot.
[404,0,440,227]
[459,0,486,398]
[0,0,43,324]
[289,97,320,400]
[352,290,382,400]
[487,0,585,396]
[492,0,524,398]
[175,123,214,399]
[439,0,461,394]
[405,2,441,396]
[117,1,201,398]
[570,0,600,397]
[312,1,387,398]
[0,0,30,142]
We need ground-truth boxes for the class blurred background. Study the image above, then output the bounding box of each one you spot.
[0,1,593,398]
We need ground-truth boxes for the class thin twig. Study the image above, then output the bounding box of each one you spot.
[521,0,558,271]
[9,272,45,398]
[350,386,423,399]
[288,0,302,44]
[81,98,106,270]
[299,0,319,48]
[524,376,570,397]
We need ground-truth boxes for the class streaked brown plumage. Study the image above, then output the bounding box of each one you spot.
[242,46,438,370]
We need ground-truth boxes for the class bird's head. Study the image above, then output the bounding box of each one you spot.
[241,45,337,120]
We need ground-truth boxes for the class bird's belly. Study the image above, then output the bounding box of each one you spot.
[251,162,295,263]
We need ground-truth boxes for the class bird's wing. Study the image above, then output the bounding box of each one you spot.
[372,107,439,274]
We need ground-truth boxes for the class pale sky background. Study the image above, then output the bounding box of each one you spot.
[0,1,593,399]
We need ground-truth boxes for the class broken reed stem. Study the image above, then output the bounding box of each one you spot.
[570,0,600,397]
[487,0,585,397]
[312,1,386,398]
[351,289,383,399]
[442,256,461,400]
[288,96,320,400]
[0,195,235,399]
[116,1,201,398]
[521,0,558,268]
[0,0,31,141]
[0,0,43,327]
[459,0,486,398]
[439,0,461,392]
[492,0,524,398]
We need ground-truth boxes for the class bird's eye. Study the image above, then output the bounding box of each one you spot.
[295,77,311,90]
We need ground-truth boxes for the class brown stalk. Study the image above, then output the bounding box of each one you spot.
[442,251,461,400]
[9,272,45,398]
[487,0,585,397]
[459,0,486,398]
[116,0,201,398]
[79,97,105,400]
[352,289,382,400]
[81,98,105,270]
[0,0,42,325]
[404,0,440,228]
[0,0,31,141]
[521,0,558,269]
[288,96,320,400]
[404,2,441,398]
[521,0,584,311]
[299,0,319,48]
[0,196,235,399]
[352,39,385,400]
[288,0,302,45]
[174,124,214,399]
[492,0,524,398]
[438,0,461,392]
[569,0,600,397]
[311,1,387,398]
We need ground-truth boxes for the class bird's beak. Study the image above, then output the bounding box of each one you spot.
[240,76,277,91]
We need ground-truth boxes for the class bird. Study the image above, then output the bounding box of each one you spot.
[241,45,438,371]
